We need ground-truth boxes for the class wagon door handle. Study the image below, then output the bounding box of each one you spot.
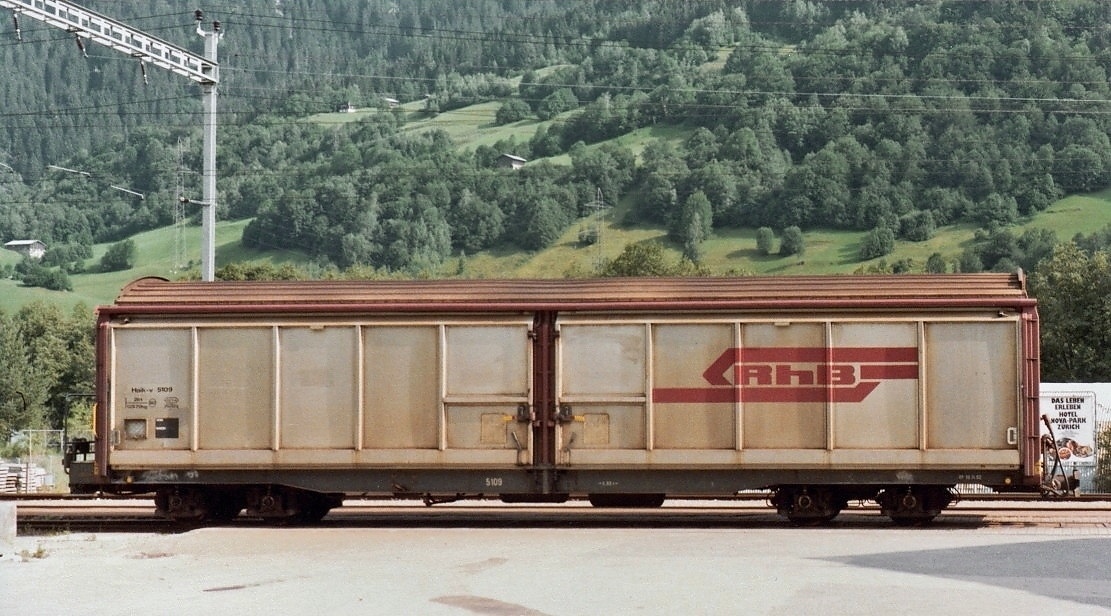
[516,404,535,424]
[555,404,575,423]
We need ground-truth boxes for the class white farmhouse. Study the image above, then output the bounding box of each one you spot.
[3,239,46,260]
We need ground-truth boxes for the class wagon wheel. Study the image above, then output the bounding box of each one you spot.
[878,486,949,525]
[780,487,844,525]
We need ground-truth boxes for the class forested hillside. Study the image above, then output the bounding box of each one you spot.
[0,0,1109,274]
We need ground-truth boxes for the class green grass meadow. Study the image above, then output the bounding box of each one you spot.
[4,188,1111,315]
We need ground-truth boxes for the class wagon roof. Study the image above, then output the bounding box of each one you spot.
[105,273,1033,314]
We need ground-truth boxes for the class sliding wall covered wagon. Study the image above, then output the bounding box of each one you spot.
[67,273,1042,523]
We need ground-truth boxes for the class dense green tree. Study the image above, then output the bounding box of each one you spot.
[569,143,635,209]
[0,302,94,431]
[755,227,775,256]
[1031,243,1111,381]
[529,125,564,158]
[970,194,1019,226]
[1054,145,1107,193]
[1015,228,1059,273]
[20,263,72,291]
[925,253,948,273]
[635,174,678,225]
[779,226,805,257]
[685,162,739,226]
[217,262,305,281]
[957,249,984,273]
[897,211,936,242]
[1014,173,1060,215]
[859,227,896,261]
[684,128,720,168]
[594,242,706,278]
[495,99,532,125]
[41,243,92,269]
[448,189,505,253]
[376,197,453,272]
[536,88,579,121]
[671,191,713,261]
[780,147,852,228]
[0,312,38,438]
[99,239,137,272]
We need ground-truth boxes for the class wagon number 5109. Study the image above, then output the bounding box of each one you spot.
[485,477,503,488]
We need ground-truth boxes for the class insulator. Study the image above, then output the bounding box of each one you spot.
[12,13,20,42]
[140,60,148,85]
[74,33,87,58]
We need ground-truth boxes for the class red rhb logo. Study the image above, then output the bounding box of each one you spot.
[652,347,918,404]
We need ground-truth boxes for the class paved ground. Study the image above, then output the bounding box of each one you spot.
[3,509,1109,616]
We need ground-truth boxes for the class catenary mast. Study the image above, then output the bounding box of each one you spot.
[0,0,222,281]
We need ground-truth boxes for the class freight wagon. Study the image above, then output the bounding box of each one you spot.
[67,273,1046,524]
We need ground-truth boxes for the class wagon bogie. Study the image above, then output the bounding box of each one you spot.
[241,486,343,524]
[154,485,240,523]
[876,485,953,525]
[771,486,850,524]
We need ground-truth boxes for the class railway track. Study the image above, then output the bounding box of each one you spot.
[13,498,1111,534]
[5,491,1111,502]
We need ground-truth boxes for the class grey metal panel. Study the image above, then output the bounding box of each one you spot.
[741,323,826,449]
[561,324,645,396]
[652,324,735,449]
[112,328,192,450]
[446,325,529,397]
[445,406,529,450]
[197,328,273,450]
[831,322,919,449]
[560,405,646,450]
[926,322,1017,450]
[363,326,439,449]
[279,327,358,449]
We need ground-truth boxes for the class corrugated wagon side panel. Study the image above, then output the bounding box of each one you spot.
[105,317,536,470]
[558,323,649,453]
[444,324,532,451]
[739,322,828,450]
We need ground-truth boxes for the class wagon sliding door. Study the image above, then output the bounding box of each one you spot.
[359,320,535,466]
[555,315,1023,470]
[108,318,534,469]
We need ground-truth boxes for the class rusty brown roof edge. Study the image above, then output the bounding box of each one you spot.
[107,274,1031,313]
[98,298,1036,319]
